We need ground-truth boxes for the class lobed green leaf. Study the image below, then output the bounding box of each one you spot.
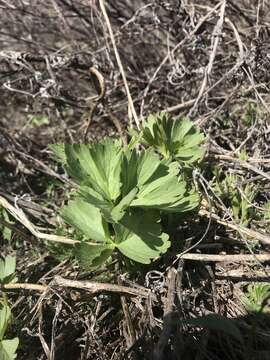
[140,112,205,164]
[65,139,123,201]
[61,199,109,242]
[114,209,170,264]
[0,338,19,360]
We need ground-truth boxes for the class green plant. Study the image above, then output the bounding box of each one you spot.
[0,256,19,360]
[241,101,257,127]
[0,305,19,360]
[26,114,50,128]
[214,172,256,226]
[238,148,248,161]
[243,283,270,313]
[51,113,204,268]
[130,112,205,164]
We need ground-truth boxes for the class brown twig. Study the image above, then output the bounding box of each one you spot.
[2,283,46,292]
[0,195,78,245]
[118,276,137,354]
[216,268,270,280]
[153,268,177,360]
[189,0,227,116]
[2,275,153,299]
[211,154,270,182]
[180,253,270,262]
[99,0,140,129]
[199,207,270,246]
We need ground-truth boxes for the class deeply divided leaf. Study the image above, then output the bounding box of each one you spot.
[114,210,170,264]
[140,112,205,164]
[0,338,19,360]
[65,139,123,201]
[61,199,109,242]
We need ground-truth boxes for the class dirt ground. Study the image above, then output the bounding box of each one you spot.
[1,1,270,359]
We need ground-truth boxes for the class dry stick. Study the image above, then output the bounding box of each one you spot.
[164,73,237,116]
[165,72,239,116]
[98,0,140,129]
[225,17,244,62]
[0,195,78,245]
[199,208,270,246]
[189,10,245,117]
[49,299,62,360]
[181,253,270,262]
[242,158,270,164]
[201,14,245,92]
[118,276,137,351]
[216,269,270,280]
[153,268,177,360]
[0,191,53,215]
[12,148,75,186]
[140,1,223,117]
[165,99,196,114]
[195,84,240,127]
[211,154,270,182]
[2,283,46,292]
[2,276,152,299]
[188,0,227,116]
[207,1,227,74]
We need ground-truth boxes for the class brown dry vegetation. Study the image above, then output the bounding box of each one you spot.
[1,1,270,359]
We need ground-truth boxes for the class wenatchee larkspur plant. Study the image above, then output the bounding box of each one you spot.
[130,112,205,164]
[51,113,205,269]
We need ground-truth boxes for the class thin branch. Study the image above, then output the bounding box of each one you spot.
[2,275,154,299]
[199,207,270,246]
[0,195,78,245]
[98,0,140,129]
[139,1,223,117]
[211,154,270,182]
[180,253,270,262]
[189,0,227,116]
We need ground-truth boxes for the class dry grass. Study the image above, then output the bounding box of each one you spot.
[1,1,270,359]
